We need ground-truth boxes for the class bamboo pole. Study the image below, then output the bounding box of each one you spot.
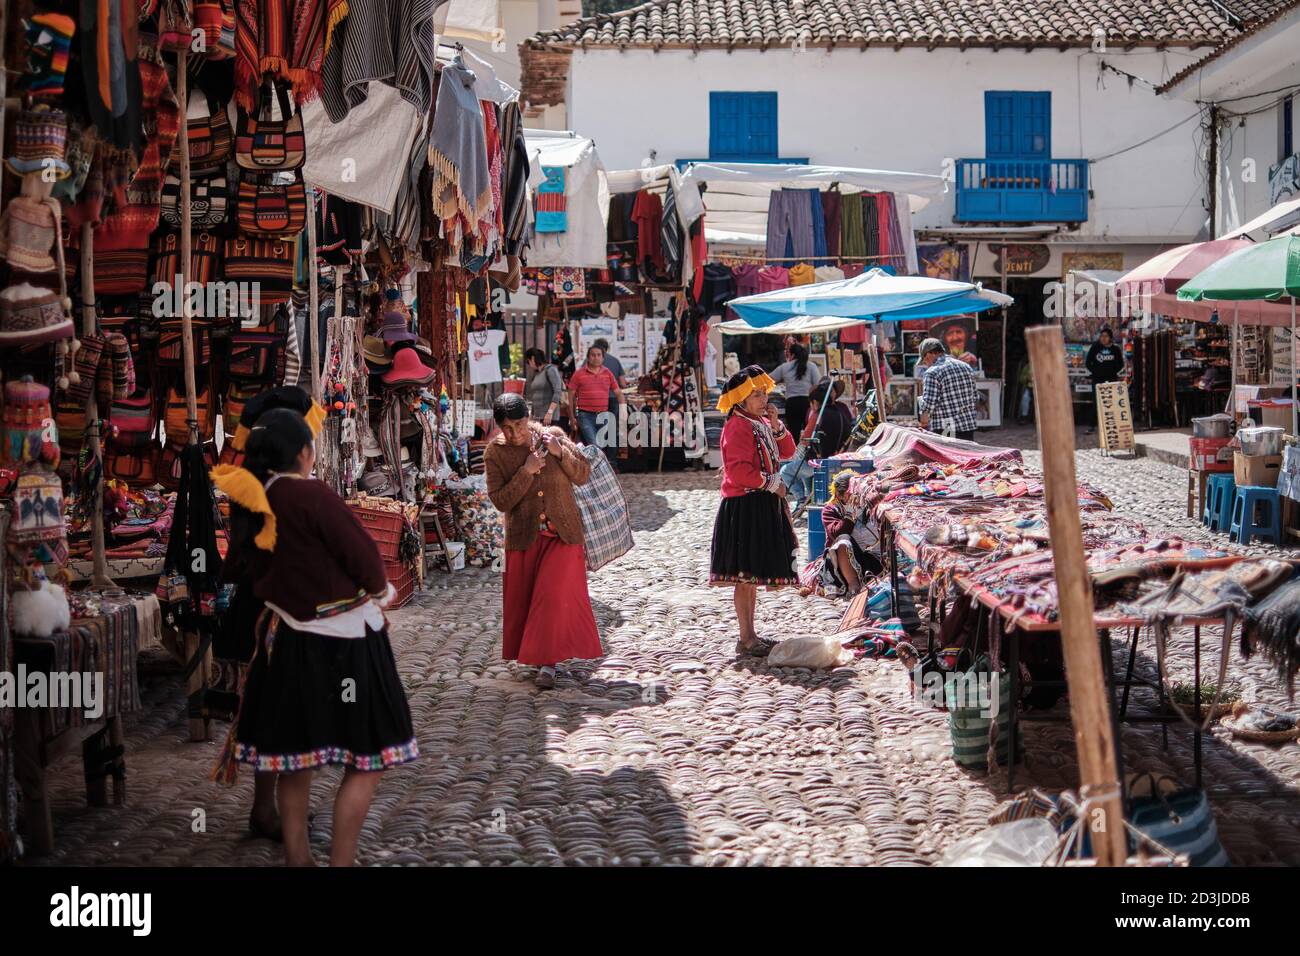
[175,49,209,743]
[80,224,114,587]
[1026,325,1126,866]
[306,187,322,402]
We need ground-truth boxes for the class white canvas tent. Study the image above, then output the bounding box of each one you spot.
[678,162,947,275]
[524,130,610,268]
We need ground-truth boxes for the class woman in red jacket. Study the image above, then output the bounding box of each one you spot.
[709,366,799,657]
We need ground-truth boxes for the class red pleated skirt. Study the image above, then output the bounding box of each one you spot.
[502,533,603,666]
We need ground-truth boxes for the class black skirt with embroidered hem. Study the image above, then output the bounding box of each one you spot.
[709,491,800,587]
[232,619,418,773]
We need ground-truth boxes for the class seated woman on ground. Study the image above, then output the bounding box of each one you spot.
[801,470,883,598]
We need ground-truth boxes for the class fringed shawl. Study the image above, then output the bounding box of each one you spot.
[234,0,349,110]
[428,57,492,255]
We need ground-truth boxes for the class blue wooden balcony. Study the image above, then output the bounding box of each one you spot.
[954,158,1089,223]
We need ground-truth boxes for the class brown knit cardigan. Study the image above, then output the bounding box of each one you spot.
[484,423,591,551]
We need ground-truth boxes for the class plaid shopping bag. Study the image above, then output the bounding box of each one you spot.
[574,445,634,572]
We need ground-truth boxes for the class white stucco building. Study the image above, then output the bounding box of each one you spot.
[522,0,1293,280]
[1159,0,1300,238]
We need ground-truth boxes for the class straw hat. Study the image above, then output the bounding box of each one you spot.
[363,334,392,367]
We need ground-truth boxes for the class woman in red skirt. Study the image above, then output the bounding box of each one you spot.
[485,393,603,689]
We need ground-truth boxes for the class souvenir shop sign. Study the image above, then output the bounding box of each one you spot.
[989,243,1050,277]
[1095,381,1135,455]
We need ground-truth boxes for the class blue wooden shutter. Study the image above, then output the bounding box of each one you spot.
[744,93,778,158]
[984,92,1018,159]
[985,91,1051,160]
[709,92,744,158]
[1017,93,1051,159]
[710,92,778,160]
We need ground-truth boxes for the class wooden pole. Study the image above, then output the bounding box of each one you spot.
[80,224,114,587]
[305,188,322,402]
[1026,325,1127,867]
[175,50,209,743]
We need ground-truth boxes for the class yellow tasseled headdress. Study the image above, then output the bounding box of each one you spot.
[717,368,777,414]
[211,464,277,551]
[230,399,327,451]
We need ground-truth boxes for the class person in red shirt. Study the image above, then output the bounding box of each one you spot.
[568,344,624,467]
[709,366,799,657]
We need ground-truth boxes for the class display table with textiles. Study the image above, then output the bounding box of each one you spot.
[846,424,1300,790]
[12,588,156,856]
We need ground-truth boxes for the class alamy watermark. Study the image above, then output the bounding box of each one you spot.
[1,667,104,720]
[583,409,706,452]
[151,276,261,320]
[913,665,999,719]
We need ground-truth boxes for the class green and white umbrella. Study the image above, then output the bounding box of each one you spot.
[1179,235,1300,435]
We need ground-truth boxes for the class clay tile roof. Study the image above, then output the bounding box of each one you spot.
[1156,0,1300,92]
[525,0,1295,50]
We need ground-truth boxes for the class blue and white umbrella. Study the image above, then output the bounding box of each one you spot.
[726,268,1013,328]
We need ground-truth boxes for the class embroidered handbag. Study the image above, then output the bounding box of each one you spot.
[227,326,286,384]
[8,468,65,544]
[109,390,157,451]
[159,440,217,491]
[150,231,223,301]
[164,384,215,445]
[161,172,229,229]
[93,247,151,296]
[235,80,306,171]
[173,89,233,176]
[55,399,86,459]
[107,445,159,486]
[157,320,213,366]
[236,172,307,236]
[222,236,294,302]
[573,444,635,571]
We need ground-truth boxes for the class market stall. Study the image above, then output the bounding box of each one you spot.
[835,423,1300,796]
[0,0,538,855]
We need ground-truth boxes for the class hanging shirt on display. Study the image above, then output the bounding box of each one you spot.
[468,329,507,384]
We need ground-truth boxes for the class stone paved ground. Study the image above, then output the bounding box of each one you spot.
[28,427,1300,866]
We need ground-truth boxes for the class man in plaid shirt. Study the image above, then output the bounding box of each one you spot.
[916,338,979,440]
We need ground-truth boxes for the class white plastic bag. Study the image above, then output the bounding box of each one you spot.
[937,818,1059,867]
[767,635,853,669]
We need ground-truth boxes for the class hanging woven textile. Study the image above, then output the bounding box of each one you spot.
[234,0,349,111]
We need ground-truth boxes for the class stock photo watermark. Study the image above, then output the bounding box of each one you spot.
[1,667,104,720]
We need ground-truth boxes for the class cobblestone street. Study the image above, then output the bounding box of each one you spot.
[29,428,1300,866]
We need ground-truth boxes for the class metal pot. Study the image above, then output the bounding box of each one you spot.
[1239,426,1283,456]
[1192,415,1232,439]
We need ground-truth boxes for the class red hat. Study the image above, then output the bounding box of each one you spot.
[381,346,435,387]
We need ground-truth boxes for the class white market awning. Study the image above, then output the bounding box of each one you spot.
[716,315,869,336]
[1221,195,1300,240]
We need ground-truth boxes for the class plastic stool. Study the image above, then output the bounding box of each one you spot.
[1202,473,1236,532]
[1229,486,1282,545]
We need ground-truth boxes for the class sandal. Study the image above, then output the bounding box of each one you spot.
[735,636,776,658]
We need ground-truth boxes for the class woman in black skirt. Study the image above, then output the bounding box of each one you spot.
[213,410,417,866]
[710,366,799,657]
